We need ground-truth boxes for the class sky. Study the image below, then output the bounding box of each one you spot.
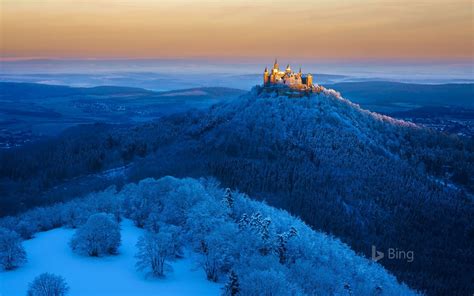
[1,0,473,61]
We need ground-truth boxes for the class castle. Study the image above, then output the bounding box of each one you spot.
[263,59,318,92]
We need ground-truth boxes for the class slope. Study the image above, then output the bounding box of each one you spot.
[1,85,473,295]
[127,86,473,295]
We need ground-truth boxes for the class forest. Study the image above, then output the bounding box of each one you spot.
[1,177,418,295]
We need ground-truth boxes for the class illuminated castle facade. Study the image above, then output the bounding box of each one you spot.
[263,59,316,91]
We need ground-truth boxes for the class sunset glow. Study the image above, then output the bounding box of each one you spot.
[1,0,472,60]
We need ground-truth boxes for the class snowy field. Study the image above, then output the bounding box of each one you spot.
[0,219,220,296]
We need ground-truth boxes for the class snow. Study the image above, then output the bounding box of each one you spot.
[0,219,221,296]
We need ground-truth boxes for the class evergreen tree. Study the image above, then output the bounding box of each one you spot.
[223,188,233,209]
[259,218,271,255]
[276,233,288,264]
[289,226,298,238]
[276,226,298,264]
[344,282,353,296]
[238,214,250,230]
[223,188,235,219]
[249,212,263,229]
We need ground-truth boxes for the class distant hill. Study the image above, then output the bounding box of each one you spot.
[0,82,154,100]
[390,105,474,119]
[0,82,244,101]
[326,81,474,110]
[0,82,246,139]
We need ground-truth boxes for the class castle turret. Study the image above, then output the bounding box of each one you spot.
[263,67,269,85]
[306,73,313,87]
[273,59,279,70]
[286,64,292,73]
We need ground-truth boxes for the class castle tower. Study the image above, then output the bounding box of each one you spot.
[263,67,269,85]
[306,73,313,87]
[273,58,279,70]
[297,67,302,78]
[286,64,292,73]
[272,59,279,76]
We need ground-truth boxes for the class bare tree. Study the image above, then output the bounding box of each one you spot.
[136,230,174,277]
[0,227,26,270]
[27,273,69,296]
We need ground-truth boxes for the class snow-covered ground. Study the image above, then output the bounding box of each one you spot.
[0,219,220,296]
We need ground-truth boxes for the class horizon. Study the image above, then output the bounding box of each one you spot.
[1,58,472,87]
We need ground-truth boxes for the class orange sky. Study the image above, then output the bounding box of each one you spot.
[1,0,473,60]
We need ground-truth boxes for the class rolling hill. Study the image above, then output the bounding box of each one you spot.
[326,81,474,112]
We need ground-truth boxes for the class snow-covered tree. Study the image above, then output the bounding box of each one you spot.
[198,223,238,282]
[259,218,271,255]
[200,239,217,282]
[144,212,161,233]
[0,176,419,295]
[223,188,234,215]
[249,212,263,229]
[27,273,69,296]
[121,181,163,228]
[135,230,174,277]
[0,227,27,270]
[275,226,298,264]
[275,233,288,264]
[15,219,38,240]
[247,213,272,255]
[70,213,121,256]
[344,282,353,296]
[222,270,240,296]
[239,269,302,296]
[61,202,91,229]
[238,213,250,230]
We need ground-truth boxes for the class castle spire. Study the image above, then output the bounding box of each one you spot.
[273,58,279,70]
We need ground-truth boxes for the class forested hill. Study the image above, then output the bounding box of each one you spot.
[1,86,473,295]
